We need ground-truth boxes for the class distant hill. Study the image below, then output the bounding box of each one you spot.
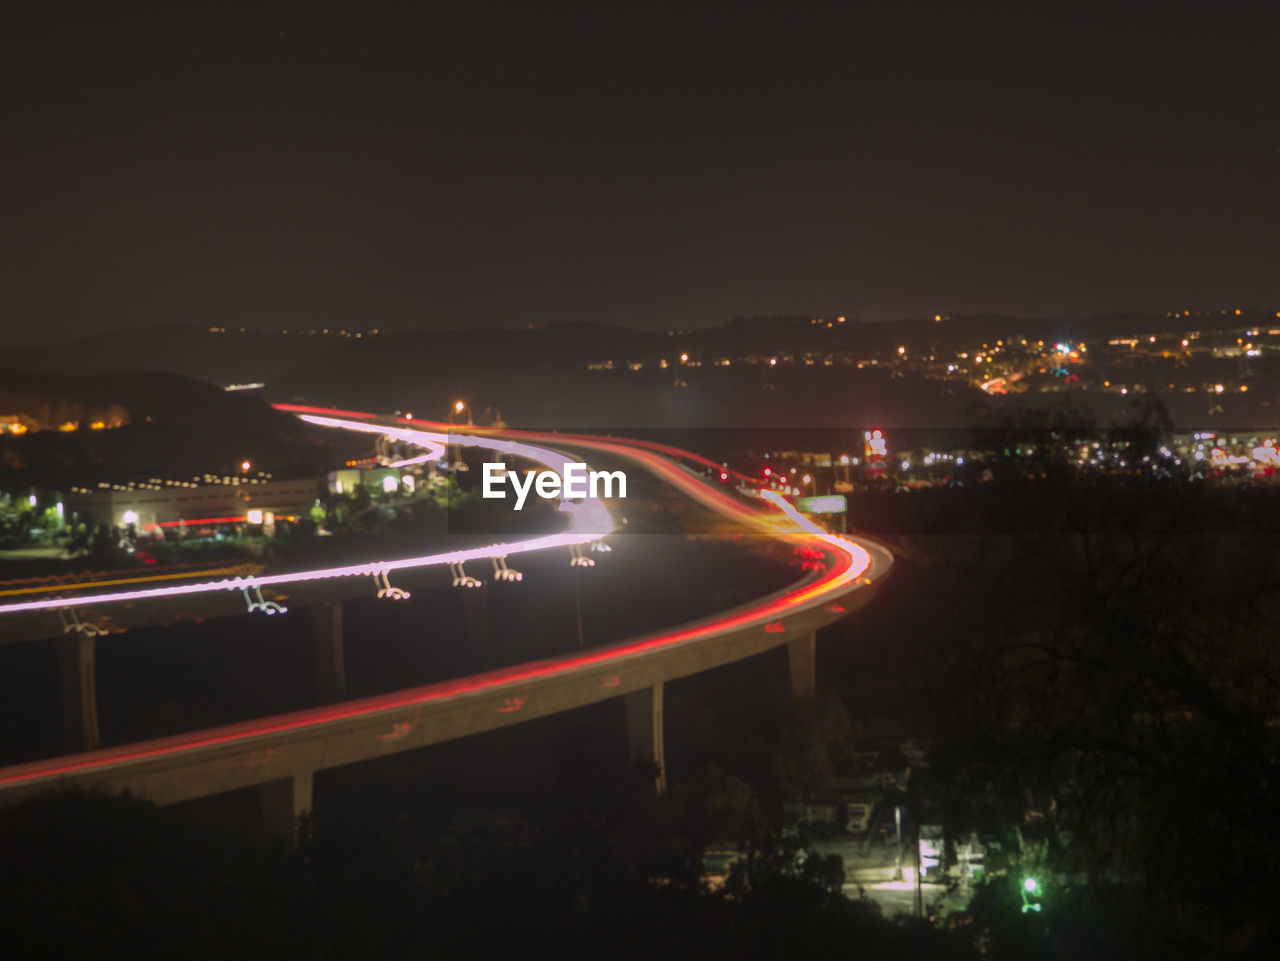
[265,324,989,430]
[0,312,1209,388]
[0,325,338,386]
[0,371,358,487]
[0,313,1194,387]
[0,368,271,425]
[4,311,1270,434]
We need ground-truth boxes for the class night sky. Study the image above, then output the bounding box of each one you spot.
[3,4,1276,345]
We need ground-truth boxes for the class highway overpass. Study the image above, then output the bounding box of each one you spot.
[0,416,893,843]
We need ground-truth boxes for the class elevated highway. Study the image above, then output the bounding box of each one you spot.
[0,416,893,839]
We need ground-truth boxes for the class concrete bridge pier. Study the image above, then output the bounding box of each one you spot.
[624,683,666,793]
[463,586,490,668]
[313,601,347,704]
[787,631,817,700]
[56,634,100,752]
[260,772,313,849]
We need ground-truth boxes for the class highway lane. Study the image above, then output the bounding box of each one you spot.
[0,414,752,624]
[0,562,266,600]
[0,417,892,805]
[0,422,610,621]
[303,412,878,632]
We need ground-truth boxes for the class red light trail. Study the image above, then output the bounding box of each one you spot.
[0,412,884,797]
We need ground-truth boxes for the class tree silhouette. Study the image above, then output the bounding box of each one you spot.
[930,401,1280,956]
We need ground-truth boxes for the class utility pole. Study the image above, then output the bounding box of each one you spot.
[894,806,903,881]
[574,569,585,647]
[914,819,923,918]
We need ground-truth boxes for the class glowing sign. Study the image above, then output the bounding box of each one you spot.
[796,495,847,514]
[864,428,887,459]
[1253,444,1278,466]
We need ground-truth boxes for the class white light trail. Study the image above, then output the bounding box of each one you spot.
[0,416,612,617]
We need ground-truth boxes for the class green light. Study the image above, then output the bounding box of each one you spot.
[1020,876,1044,913]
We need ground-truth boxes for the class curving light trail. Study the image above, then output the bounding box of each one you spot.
[0,414,885,793]
[0,418,609,618]
[306,413,873,619]
[0,412,860,621]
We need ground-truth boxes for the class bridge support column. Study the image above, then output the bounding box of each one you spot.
[463,587,490,668]
[313,601,346,703]
[260,772,312,849]
[787,631,817,700]
[56,634,100,752]
[625,683,666,793]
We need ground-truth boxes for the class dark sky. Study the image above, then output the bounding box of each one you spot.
[3,3,1276,344]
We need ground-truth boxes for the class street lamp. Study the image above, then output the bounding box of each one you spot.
[447,401,469,471]
[1020,876,1044,913]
